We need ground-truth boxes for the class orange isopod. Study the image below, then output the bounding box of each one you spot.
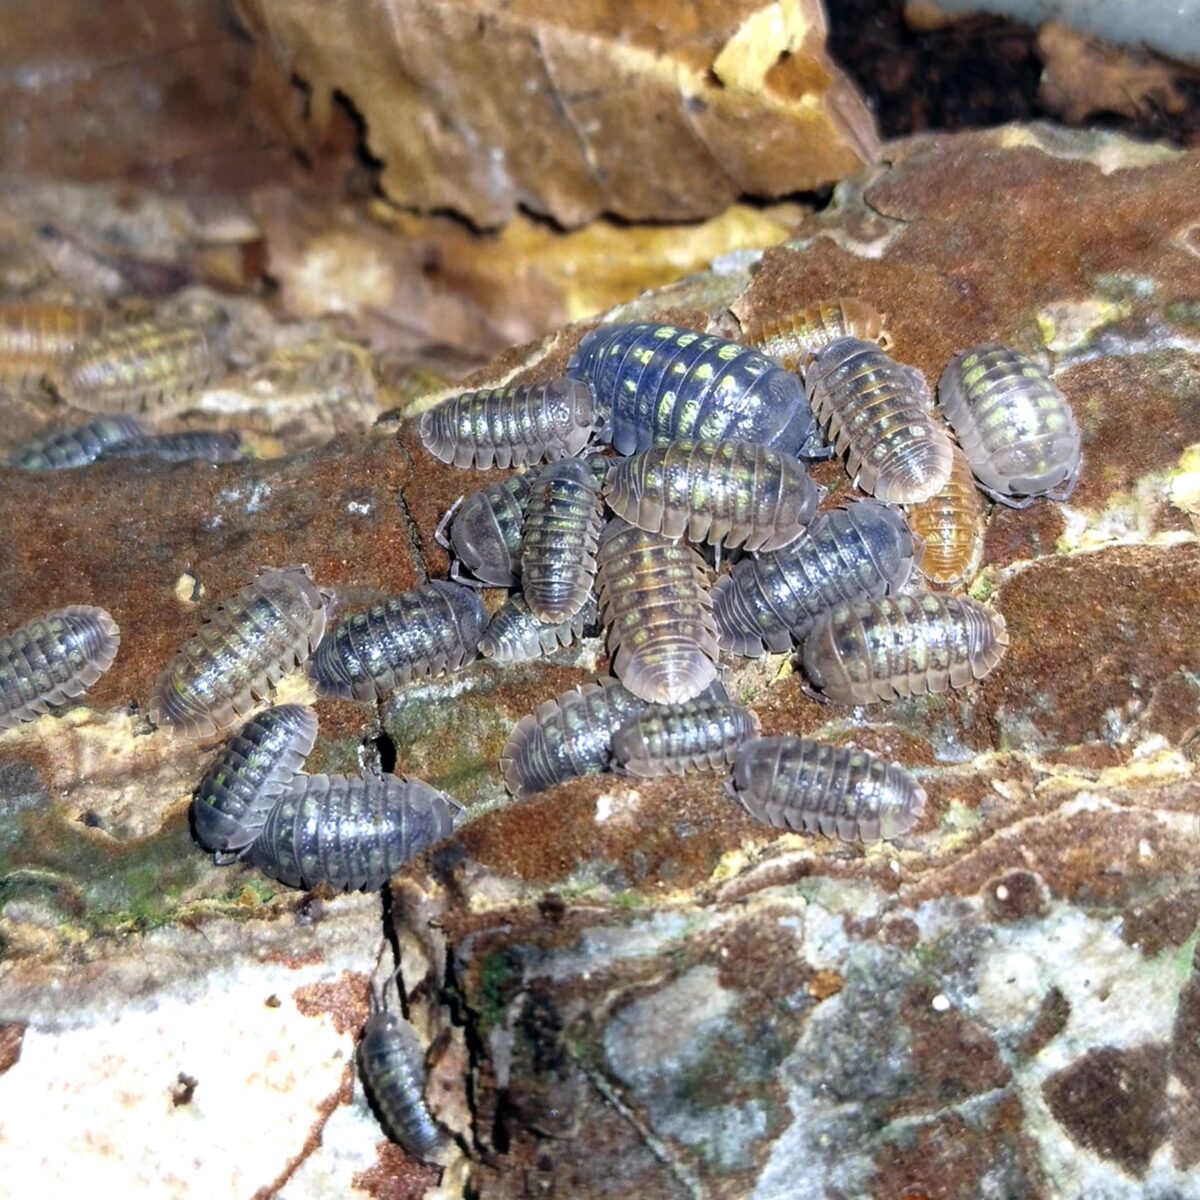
[905,443,986,589]
[741,298,892,373]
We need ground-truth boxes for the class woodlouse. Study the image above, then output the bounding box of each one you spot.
[567,322,820,457]
[0,606,121,730]
[611,691,760,778]
[97,430,244,464]
[595,519,719,704]
[8,415,146,471]
[604,439,820,552]
[802,592,1009,705]
[712,500,917,657]
[499,679,651,796]
[247,772,462,891]
[358,1010,445,1160]
[730,734,927,842]
[478,593,596,665]
[309,581,485,703]
[905,443,986,589]
[938,344,1082,506]
[192,703,318,856]
[806,337,954,504]
[521,457,604,623]
[0,302,108,391]
[418,378,594,470]
[149,566,329,738]
[741,298,892,373]
[436,473,534,587]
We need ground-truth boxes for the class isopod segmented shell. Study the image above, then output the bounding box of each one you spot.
[521,457,604,623]
[713,500,917,657]
[418,378,594,470]
[937,344,1082,506]
[730,734,926,842]
[595,519,719,704]
[806,337,954,504]
[97,430,244,464]
[150,565,329,738]
[192,703,318,855]
[358,1012,445,1160]
[309,580,485,703]
[441,473,534,587]
[802,592,1009,705]
[741,298,892,373]
[905,443,986,589]
[0,606,121,730]
[248,772,461,891]
[567,323,820,457]
[0,302,108,391]
[478,593,596,665]
[8,415,146,471]
[604,439,820,552]
[611,692,760,778]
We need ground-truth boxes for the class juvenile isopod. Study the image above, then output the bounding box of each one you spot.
[741,298,892,373]
[478,593,596,665]
[0,302,108,392]
[521,457,604,623]
[248,772,462,891]
[8,415,146,471]
[604,439,820,552]
[150,565,329,738]
[801,592,1009,705]
[937,344,1082,506]
[192,703,318,856]
[905,443,986,589]
[418,378,594,470]
[713,500,917,657]
[595,519,720,704]
[309,581,485,702]
[611,692,760,778]
[0,606,121,730]
[729,734,926,842]
[567,322,821,457]
[806,337,954,504]
[97,430,244,464]
[435,473,534,587]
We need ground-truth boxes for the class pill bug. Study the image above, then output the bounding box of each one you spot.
[0,606,121,731]
[248,772,462,891]
[805,337,954,504]
[713,500,917,657]
[97,430,244,464]
[49,318,223,414]
[905,443,986,589]
[8,415,146,471]
[192,703,318,856]
[937,344,1082,506]
[567,322,821,457]
[150,565,329,738]
[435,473,534,587]
[611,693,760,778]
[595,518,719,704]
[0,302,108,391]
[604,439,820,552]
[309,580,485,703]
[418,378,595,470]
[741,298,892,373]
[479,592,597,664]
[729,734,926,842]
[358,1009,445,1160]
[802,592,1009,705]
[499,678,653,796]
[520,457,605,623]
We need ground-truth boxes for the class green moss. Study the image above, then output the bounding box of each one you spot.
[473,948,522,1032]
[1164,300,1200,331]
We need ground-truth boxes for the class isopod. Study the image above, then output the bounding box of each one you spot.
[729,734,926,842]
[248,772,462,891]
[521,457,604,623]
[712,500,917,657]
[905,443,986,588]
[97,430,244,464]
[595,519,719,704]
[8,415,146,471]
[436,473,534,587]
[802,592,1009,705]
[192,703,318,856]
[499,679,651,796]
[0,302,108,391]
[937,344,1082,506]
[478,593,596,664]
[358,1008,445,1160]
[741,298,892,373]
[149,565,329,738]
[309,581,485,703]
[567,322,821,457]
[805,337,954,503]
[49,317,223,415]
[604,439,820,551]
[0,606,121,730]
[611,692,760,778]
[418,377,594,470]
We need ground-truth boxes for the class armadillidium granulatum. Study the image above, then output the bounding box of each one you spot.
[478,593,596,665]
[611,691,760,778]
[436,473,534,587]
[97,430,244,464]
[0,302,108,391]
[906,443,986,589]
[358,1009,445,1160]
[741,298,892,373]
[8,415,147,471]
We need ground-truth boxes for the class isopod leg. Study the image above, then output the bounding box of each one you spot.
[433,496,464,551]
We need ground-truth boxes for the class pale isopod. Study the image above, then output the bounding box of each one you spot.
[905,443,986,589]
[0,302,108,392]
[478,593,596,664]
[611,691,760,778]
